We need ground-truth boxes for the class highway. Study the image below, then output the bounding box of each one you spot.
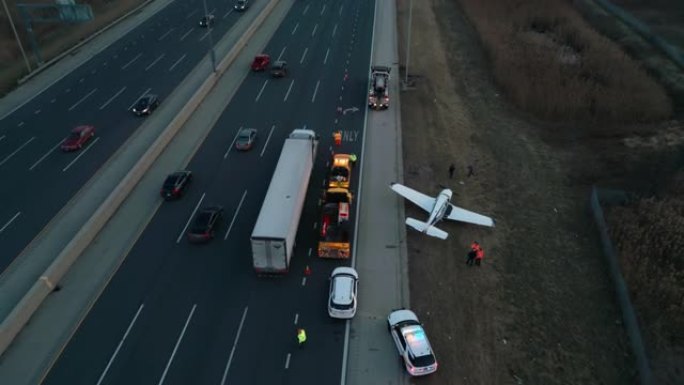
[41,0,375,384]
[0,0,257,273]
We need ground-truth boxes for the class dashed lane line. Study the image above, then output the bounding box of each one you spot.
[62,137,99,172]
[260,125,276,157]
[95,304,144,385]
[176,193,205,243]
[0,136,35,166]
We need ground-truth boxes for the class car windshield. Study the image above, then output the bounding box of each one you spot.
[237,132,251,141]
[409,352,436,368]
[331,167,349,179]
[191,212,212,232]
[136,99,149,108]
[67,132,81,140]
[164,175,181,188]
[237,0,246,4]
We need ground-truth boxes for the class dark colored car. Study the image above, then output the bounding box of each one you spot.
[160,171,192,200]
[234,0,249,11]
[199,14,215,27]
[235,128,257,150]
[61,125,95,151]
[251,54,270,71]
[187,206,223,242]
[132,94,160,116]
[270,61,288,78]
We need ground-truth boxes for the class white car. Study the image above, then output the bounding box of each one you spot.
[387,309,438,376]
[328,267,358,319]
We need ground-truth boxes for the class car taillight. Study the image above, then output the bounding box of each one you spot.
[173,187,180,194]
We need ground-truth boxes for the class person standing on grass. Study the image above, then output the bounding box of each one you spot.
[449,163,456,179]
[466,241,480,266]
[475,245,485,266]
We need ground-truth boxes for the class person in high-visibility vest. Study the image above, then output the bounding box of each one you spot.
[349,153,357,163]
[297,328,307,347]
[333,131,342,146]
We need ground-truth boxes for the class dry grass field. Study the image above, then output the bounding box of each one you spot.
[0,0,145,95]
[397,0,683,384]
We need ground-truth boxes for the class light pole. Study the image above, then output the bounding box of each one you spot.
[201,0,217,73]
[2,0,32,73]
[404,0,413,86]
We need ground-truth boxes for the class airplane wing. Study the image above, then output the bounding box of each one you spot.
[390,183,435,213]
[446,204,495,227]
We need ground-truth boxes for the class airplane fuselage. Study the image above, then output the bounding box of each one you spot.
[425,189,453,230]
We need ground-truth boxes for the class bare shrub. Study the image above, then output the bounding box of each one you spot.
[457,0,672,123]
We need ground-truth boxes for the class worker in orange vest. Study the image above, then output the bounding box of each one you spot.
[333,130,342,146]
[466,241,479,266]
[297,328,307,348]
[475,246,485,267]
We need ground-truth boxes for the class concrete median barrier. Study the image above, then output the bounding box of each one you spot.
[0,0,281,358]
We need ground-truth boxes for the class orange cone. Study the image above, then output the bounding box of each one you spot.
[304,265,312,276]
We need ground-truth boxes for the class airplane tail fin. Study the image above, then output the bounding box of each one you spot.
[405,218,449,240]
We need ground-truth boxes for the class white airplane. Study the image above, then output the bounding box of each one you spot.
[390,182,495,240]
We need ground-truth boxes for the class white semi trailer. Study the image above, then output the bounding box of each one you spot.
[251,129,319,274]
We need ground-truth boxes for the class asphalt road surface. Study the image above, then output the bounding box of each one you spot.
[41,0,375,384]
[0,0,256,273]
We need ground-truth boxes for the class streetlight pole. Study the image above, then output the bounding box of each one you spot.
[201,0,217,73]
[2,0,32,73]
[404,0,412,86]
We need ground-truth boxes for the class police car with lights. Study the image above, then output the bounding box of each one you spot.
[387,309,438,376]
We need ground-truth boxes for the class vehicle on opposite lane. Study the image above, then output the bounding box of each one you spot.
[187,206,223,243]
[235,128,257,151]
[61,125,95,151]
[131,94,160,116]
[234,0,249,11]
[160,171,193,200]
[270,61,288,78]
[328,267,359,319]
[251,54,270,71]
[387,309,438,376]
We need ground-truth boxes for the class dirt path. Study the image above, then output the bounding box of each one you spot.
[396,1,634,383]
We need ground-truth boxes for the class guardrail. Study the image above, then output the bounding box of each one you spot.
[589,186,654,385]
[0,0,281,358]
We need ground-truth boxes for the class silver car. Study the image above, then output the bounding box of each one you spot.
[387,309,438,376]
[328,267,358,319]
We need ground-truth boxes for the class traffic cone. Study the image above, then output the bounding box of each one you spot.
[304,265,312,276]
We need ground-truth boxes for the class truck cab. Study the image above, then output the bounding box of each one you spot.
[368,65,391,110]
[329,154,354,189]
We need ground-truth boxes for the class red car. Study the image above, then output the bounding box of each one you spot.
[251,54,270,71]
[61,125,95,151]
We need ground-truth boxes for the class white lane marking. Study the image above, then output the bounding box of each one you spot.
[313,222,317,229]
[284,353,291,369]
[99,86,127,110]
[308,248,312,257]
[62,137,99,172]
[128,88,151,110]
[0,135,4,142]
[34,109,41,115]
[312,24,318,37]
[29,139,64,170]
[219,307,249,385]
[301,277,306,286]
[276,46,287,62]
[121,53,142,70]
[291,23,298,35]
[332,24,338,37]
[293,313,299,325]
[299,47,308,64]
[199,30,211,42]
[283,80,294,102]
[180,27,193,41]
[260,125,276,157]
[223,9,233,19]
[91,69,97,74]
[320,4,326,15]
[323,48,330,64]
[223,190,247,240]
[302,4,309,15]
[79,78,84,83]
[68,88,97,111]
[224,127,242,159]
[169,54,187,72]
[339,4,343,16]
[0,136,35,167]
[17,121,24,127]
[311,80,320,103]
[255,80,268,102]
[95,304,145,385]
[185,9,199,19]
[145,54,166,71]
[103,61,108,66]
[66,88,71,93]
[157,304,197,385]
[51,98,56,103]
[177,193,205,243]
[0,212,21,234]
[158,28,175,41]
